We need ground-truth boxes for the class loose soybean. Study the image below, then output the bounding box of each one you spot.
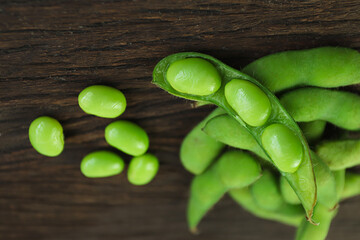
[127,153,159,185]
[29,116,64,157]
[78,85,126,118]
[105,120,149,156]
[81,151,125,178]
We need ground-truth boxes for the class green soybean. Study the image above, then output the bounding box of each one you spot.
[127,153,159,185]
[105,120,149,156]
[78,85,126,118]
[80,151,125,178]
[295,203,337,240]
[28,116,64,157]
[341,172,360,200]
[250,170,283,211]
[224,79,271,127]
[187,150,261,231]
[153,52,316,221]
[180,108,225,174]
[316,139,360,170]
[243,47,360,92]
[280,176,301,205]
[229,187,304,227]
[261,124,303,173]
[280,88,360,130]
[166,58,222,96]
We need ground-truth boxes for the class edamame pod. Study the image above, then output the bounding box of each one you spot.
[250,170,283,211]
[243,47,360,92]
[280,88,360,130]
[316,139,360,170]
[28,116,64,157]
[229,187,304,227]
[333,170,345,201]
[180,108,225,174]
[153,52,316,221]
[341,172,360,200]
[280,175,301,205]
[187,150,261,231]
[202,114,267,159]
[295,203,337,240]
[298,121,326,144]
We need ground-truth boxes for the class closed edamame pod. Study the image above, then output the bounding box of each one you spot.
[187,150,261,232]
[229,187,304,227]
[153,52,316,221]
[180,108,225,174]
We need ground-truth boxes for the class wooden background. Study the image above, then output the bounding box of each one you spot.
[1,0,360,239]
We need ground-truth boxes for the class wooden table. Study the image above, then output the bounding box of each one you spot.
[1,1,360,239]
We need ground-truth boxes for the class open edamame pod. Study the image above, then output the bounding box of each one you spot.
[153,52,316,222]
[187,150,261,232]
[243,47,360,92]
[180,108,225,174]
[229,187,304,227]
[280,88,360,131]
[316,139,360,170]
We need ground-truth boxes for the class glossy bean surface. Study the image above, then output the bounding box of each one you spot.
[78,85,126,118]
[127,153,159,185]
[81,151,125,178]
[105,120,149,156]
[28,116,64,157]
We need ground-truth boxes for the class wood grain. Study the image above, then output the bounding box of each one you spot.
[1,0,360,239]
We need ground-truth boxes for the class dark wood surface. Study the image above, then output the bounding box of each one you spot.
[1,1,360,239]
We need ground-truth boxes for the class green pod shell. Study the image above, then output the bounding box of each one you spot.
[243,47,360,92]
[153,52,316,221]
[295,203,337,240]
[187,165,227,232]
[316,139,360,170]
[105,120,149,156]
[280,175,301,205]
[224,79,271,126]
[333,170,346,201]
[28,116,64,157]
[280,88,360,130]
[341,172,360,200]
[217,150,261,189]
[261,124,303,173]
[311,152,338,210]
[298,121,327,144]
[187,150,261,231]
[166,58,222,96]
[78,85,126,118]
[250,170,283,211]
[229,187,304,227]
[127,153,159,185]
[180,108,225,174]
[80,151,125,178]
